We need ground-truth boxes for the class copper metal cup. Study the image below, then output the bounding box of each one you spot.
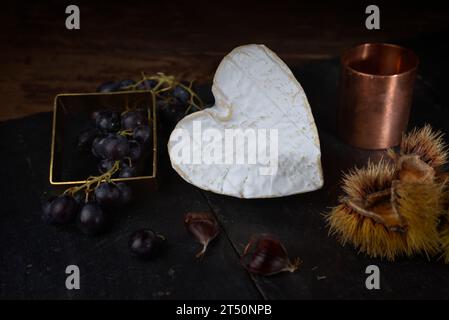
[338,43,419,149]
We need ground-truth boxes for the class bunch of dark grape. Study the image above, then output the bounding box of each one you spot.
[97,74,204,128]
[43,73,203,257]
[43,107,153,236]
[88,108,153,177]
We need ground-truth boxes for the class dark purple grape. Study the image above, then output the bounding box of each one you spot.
[136,79,157,90]
[94,182,121,207]
[92,136,105,158]
[91,133,111,158]
[42,195,78,225]
[128,140,142,161]
[116,182,132,206]
[102,134,130,160]
[129,229,165,260]
[78,202,107,235]
[98,159,115,174]
[74,192,86,205]
[97,81,119,93]
[77,128,99,150]
[42,196,57,218]
[118,165,138,178]
[95,110,120,132]
[173,85,190,104]
[121,110,147,130]
[133,125,152,146]
[117,79,136,91]
[157,100,186,126]
[90,110,101,122]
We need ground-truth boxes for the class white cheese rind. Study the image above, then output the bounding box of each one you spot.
[168,44,323,198]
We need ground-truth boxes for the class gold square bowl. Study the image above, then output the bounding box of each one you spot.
[49,90,158,191]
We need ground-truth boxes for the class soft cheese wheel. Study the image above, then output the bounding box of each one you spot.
[168,44,324,198]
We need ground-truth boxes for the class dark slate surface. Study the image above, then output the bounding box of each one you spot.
[0,110,260,300]
[1,55,449,299]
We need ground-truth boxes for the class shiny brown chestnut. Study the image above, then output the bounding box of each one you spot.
[241,234,301,276]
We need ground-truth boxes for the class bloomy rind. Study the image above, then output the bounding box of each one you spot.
[168,44,323,198]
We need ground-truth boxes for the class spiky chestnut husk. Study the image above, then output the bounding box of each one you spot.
[327,160,443,261]
[388,124,448,170]
[393,181,443,256]
[440,219,449,263]
[438,191,449,263]
[391,125,449,262]
[435,174,449,217]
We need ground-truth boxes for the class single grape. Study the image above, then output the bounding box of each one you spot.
[98,159,115,174]
[97,81,119,93]
[78,202,107,235]
[102,134,130,160]
[42,195,78,225]
[136,79,157,90]
[117,79,136,91]
[157,100,186,126]
[173,85,190,104]
[118,164,138,178]
[42,196,57,218]
[121,110,147,130]
[95,110,120,132]
[92,136,105,158]
[94,182,121,207]
[116,182,132,206]
[77,128,99,150]
[73,192,86,205]
[128,140,142,161]
[129,229,165,260]
[91,133,111,158]
[133,125,152,146]
[90,110,101,123]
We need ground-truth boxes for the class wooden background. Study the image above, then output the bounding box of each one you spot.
[1,1,449,121]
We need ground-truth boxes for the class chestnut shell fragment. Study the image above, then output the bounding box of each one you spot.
[241,234,301,276]
[184,212,219,258]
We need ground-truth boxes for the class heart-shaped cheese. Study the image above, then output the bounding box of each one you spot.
[168,44,323,198]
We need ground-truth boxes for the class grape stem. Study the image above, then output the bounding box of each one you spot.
[63,160,121,198]
[124,157,133,168]
[121,72,204,115]
[118,129,133,137]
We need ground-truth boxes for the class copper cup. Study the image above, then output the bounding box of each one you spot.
[338,43,419,149]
